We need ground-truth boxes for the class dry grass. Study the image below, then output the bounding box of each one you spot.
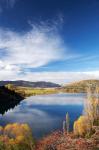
[36,128,99,150]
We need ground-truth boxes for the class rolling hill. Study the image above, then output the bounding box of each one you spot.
[0,80,61,88]
[65,79,99,87]
[63,80,99,93]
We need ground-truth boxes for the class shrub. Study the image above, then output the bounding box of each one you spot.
[0,123,35,150]
[74,116,92,137]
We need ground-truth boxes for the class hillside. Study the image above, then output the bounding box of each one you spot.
[62,80,99,93]
[5,84,60,97]
[0,80,61,88]
[65,79,99,87]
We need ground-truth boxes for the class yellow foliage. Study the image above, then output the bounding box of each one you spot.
[74,85,99,137]
[73,121,79,135]
[0,123,34,150]
[73,116,91,136]
[16,135,24,143]
[8,138,15,145]
[0,126,3,135]
[4,123,31,139]
[5,84,15,90]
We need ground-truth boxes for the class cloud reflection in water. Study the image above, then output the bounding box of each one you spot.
[0,94,85,138]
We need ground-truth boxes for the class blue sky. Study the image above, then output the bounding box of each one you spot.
[0,0,99,84]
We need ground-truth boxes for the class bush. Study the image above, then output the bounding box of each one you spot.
[0,123,35,150]
[74,116,92,137]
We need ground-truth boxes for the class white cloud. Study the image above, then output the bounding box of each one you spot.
[17,71,99,84]
[0,69,99,84]
[0,26,66,67]
[0,23,77,81]
[0,23,99,83]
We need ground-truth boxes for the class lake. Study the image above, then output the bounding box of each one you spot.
[0,93,85,139]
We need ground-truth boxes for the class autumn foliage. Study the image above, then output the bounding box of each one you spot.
[0,123,35,150]
[74,85,99,137]
[73,115,92,136]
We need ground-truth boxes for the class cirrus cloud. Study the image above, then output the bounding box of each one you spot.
[16,71,99,84]
[0,23,98,84]
[0,25,66,68]
[0,23,75,81]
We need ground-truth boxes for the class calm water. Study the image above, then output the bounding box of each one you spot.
[0,93,85,139]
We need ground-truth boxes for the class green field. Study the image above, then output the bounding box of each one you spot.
[5,80,99,98]
[5,84,60,97]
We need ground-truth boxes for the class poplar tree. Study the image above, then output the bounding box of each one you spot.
[66,112,70,134]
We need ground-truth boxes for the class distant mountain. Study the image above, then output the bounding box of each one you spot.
[0,80,61,88]
[63,80,99,93]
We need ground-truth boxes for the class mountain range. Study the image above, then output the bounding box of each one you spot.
[0,80,61,88]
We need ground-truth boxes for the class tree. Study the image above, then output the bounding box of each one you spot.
[84,84,99,126]
[0,126,3,135]
[73,116,92,136]
[0,123,35,150]
[66,112,70,134]
[63,112,70,135]
[63,120,66,134]
[74,83,99,137]
[5,84,15,90]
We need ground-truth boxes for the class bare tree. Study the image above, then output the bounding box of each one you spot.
[84,84,99,126]
[66,112,70,134]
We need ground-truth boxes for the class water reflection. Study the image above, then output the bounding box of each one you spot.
[0,93,85,138]
[0,99,22,115]
[25,93,85,105]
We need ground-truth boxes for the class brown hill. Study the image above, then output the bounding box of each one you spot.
[63,80,99,93]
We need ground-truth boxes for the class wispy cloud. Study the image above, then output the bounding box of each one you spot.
[0,21,99,83]
[0,22,77,81]
[0,68,99,83]
[0,27,64,67]
[15,71,99,84]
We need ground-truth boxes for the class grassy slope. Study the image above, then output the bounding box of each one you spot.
[5,80,99,97]
[5,84,60,98]
[65,79,99,87]
[62,79,99,93]
[16,86,60,97]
